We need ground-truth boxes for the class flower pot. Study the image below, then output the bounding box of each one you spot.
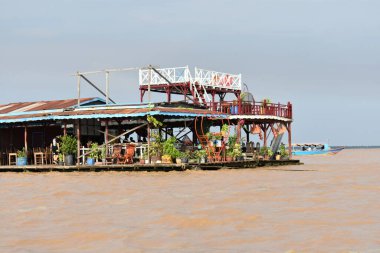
[86,158,95,166]
[16,157,27,166]
[226,156,233,162]
[275,155,281,161]
[161,155,172,164]
[200,157,206,163]
[140,159,145,164]
[176,158,182,164]
[151,155,160,164]
[236,156,244,161]
[64,154,74,166]
[189,159,197,164]
[181,158,188,164]
[58,161,65,166]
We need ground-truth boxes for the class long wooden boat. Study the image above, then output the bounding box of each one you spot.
[292,143,344,156]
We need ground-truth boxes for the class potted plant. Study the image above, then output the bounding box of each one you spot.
[162,137,181,164]
[59,135,77,166]
[221,124,229,136]
[194,149,207,163]
[100,145,107,164]
[87,142,99,166]
[16,148,27,166]
[279,144,289,160]
[260,146,273,160]
[268,149,274,159]
[58,153,64,166]
[259,146,269,160]
[149,131,163,164]
[180,150,190,164]
[232,143,243,161]
[226,148,234,162]
[188,151,197,164]
[140,151,147,164]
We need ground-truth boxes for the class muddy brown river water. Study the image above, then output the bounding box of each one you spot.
[1,149,380,252]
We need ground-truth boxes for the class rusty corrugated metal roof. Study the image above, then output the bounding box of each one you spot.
[0,97,103,114]
[0,104,226,124]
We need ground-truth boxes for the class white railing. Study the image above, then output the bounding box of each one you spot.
[139,66,242,91]
[194,67,241,90]
[139,67,191,86]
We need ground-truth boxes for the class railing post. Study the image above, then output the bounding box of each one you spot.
[263,100,267,115]
[287,102,292,119]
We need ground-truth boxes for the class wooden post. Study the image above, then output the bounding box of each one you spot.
[245,125,250,143]
[261,124,267,148]
[147,123,151,163]
[63,122,67,136]
[76,120,81,165]
[106,71,109,105]
[24,125,28,152]
[105,120,109,155]
[77,73,81,107]
[288,122,292,159]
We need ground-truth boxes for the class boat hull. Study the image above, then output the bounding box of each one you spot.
[292,147,344,156]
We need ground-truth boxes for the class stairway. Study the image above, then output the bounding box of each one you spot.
[270,132,284,158]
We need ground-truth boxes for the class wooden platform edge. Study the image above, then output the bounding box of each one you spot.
[0,159,301,172]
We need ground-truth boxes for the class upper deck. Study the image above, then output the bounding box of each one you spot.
[139,66,241,94]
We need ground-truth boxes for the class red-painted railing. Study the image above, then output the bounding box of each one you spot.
[209,101,292,119]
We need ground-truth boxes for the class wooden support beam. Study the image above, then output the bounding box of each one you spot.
[287,122,292,159]
[76,120,81,165]
[105,120,109,145]
[24,125,28,152]
[147,123,151,163]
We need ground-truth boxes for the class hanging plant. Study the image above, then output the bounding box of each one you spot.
[147,115,163,128]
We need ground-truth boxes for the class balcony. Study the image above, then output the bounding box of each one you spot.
[209,101,292,119]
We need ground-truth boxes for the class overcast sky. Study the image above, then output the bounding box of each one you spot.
[1,0,379,145]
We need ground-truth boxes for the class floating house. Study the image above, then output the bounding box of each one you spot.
[0,66,293,167]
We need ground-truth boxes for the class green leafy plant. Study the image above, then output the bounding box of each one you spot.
[228,134,238,147]
[17,148,27,158]
[194,149,207,160]
[214,134,222,141]
[100,145,107,160]
[221,124,229,133]
[147,115,163,128]
[206,132,213,140]
[279,144,289,158]
[232,143,242,158]
[89,143,99,159]
[179,150,191,159]
[58,153,64,162]
[149,131,163,157]
[163,137,181,160]
[260,146,273,157]
[59,135,77,155]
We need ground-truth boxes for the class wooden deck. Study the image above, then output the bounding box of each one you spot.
[0,159,301,172]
